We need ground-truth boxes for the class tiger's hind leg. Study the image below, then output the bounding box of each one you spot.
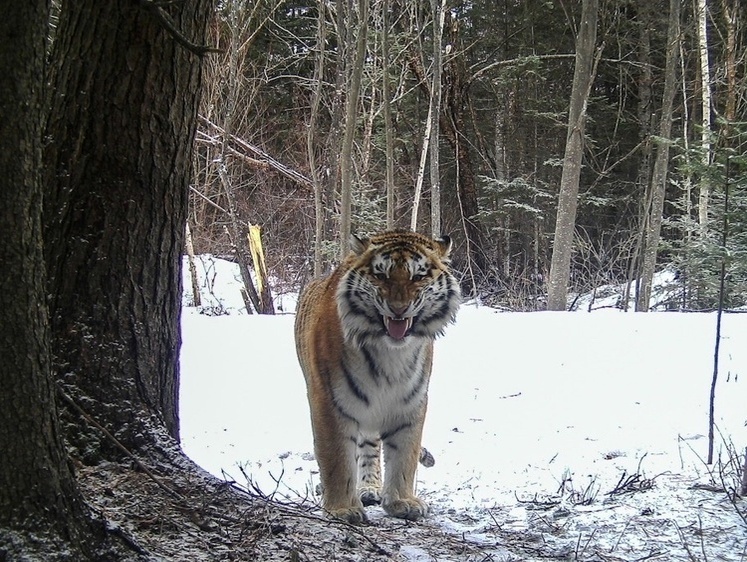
[356,437,382,506]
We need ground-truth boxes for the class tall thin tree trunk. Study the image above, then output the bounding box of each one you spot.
[218,2,264,313]
[442,19,486,276]
[339,0,369,258]
[546,0,599,311]
[679,33,694,309]
[409,24,485,273]
[411,94,434,231]
[429,0,446,237]
[309,2,327,276]
[185,222,202,307]
[625,0,655,311]
[696,0,712,236]
[637,0,681,312]
[219,166,261,314]
[382,0,395,230]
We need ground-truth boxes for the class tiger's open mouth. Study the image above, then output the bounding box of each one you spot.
[384,315,413,340]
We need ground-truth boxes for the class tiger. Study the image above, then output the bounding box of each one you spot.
[294,230,461,523]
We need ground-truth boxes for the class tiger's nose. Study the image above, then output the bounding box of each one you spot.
[390,305,408,318]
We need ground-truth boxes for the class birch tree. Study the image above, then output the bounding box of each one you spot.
[382,0,395,229]
[696,0,713,236]
[429,0,446,237]
[546,0,599,311]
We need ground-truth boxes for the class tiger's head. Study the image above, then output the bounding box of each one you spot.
[336,230,461,347]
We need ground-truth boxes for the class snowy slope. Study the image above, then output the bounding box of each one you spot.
[179,256,747,560]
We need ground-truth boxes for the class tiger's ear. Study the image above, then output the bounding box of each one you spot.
[434,234,452,258]
[350,234,370,256]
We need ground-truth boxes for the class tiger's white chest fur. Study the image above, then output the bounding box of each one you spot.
[332,337,430,434]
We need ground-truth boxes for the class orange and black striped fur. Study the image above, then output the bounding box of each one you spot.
[294,230,460,523]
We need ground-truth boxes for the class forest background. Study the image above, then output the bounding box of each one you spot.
[1,0,746,560]
[191,0,746,313]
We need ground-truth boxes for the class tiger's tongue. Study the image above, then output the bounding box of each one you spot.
[385,316,411,340]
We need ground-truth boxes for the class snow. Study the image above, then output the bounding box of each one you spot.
[179,255,747,560]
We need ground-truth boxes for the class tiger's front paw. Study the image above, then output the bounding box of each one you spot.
[327,505,369,525]
[358,485,382,506]
[382,496,428,521]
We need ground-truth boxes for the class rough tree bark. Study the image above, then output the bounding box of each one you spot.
[546,0,599,311]
[0,2,113,558]
[43,0,212,459]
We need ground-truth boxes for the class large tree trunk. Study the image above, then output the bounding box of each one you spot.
[546,0,599,311]
[636,0,680,311]
[43,0,212,460]
[0,2,108,557]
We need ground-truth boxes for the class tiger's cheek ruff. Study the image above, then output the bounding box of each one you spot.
[409,273,461,338]
[336,271,387,346]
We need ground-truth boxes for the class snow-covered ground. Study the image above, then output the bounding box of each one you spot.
[180,255,747,560]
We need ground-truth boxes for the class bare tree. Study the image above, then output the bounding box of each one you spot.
[636,0,681,312]
[546,0,600,311]
[382,0,395,229]
[309,2,328,275]
[441,15,487,278]
[719,0,739,130]
[411,85,436,231]
[429,0,446,237]
[622,0,655,311]
[339,0,370,258]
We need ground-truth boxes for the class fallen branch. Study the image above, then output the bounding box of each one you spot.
[198,115,313,189]
[606,471,655,496]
